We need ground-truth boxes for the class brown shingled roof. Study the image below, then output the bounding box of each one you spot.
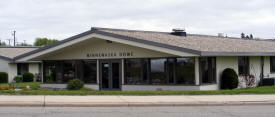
[97,28,275,53]
[14,27,275,60]
[0,47,39,60]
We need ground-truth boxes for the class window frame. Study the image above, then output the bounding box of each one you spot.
[238,56,250,75]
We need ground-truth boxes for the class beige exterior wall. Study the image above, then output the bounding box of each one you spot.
[7,63,40,83]
[264,56,270,77]
[249,56,262,83]
[262,56,275,78]
[29,63,40,81]
[8,63,17,82]
[0,59,9,73]
[216,56,239,87]
[40,39,177,60]
[29,63,39,74]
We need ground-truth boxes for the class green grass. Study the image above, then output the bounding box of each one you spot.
[0,82,40,89]
[0,82,275,95]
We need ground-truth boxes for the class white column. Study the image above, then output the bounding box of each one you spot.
[121,59,124,85]
[96,59,99,84]
[41,63,44,83]
[195,57,200,85]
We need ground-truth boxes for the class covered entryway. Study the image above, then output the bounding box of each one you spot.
[99,59,121,90]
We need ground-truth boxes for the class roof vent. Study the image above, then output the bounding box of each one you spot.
[171,28,186,36]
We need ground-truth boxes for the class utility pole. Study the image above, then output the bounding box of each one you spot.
[12,31,16,46]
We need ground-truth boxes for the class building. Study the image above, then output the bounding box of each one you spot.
[1,27,275,91]
[0,46,41,82]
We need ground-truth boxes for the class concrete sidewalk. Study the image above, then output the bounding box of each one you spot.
[1,95,275,107]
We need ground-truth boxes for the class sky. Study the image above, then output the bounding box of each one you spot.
[1,0,275,45]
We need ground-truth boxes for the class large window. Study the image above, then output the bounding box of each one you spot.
[270,57,275,73]
[124,58,195,85]
[150,59,168,84]
[17,63,29,75]
[238,56,249,75]
[62,61,76,83]
[43,61,57,83]
[200,57,216,84]
[176,58,195,84]
[124,59,148,84]
[43,60,97,84]
[82,61,97,83]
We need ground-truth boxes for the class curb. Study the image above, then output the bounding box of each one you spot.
[1,101,275,107]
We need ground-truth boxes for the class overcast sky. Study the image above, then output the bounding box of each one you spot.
[1,0,275,45]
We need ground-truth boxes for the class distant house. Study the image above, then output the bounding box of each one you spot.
[2,27,275,91]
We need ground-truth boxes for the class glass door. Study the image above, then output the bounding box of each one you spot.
[101,62,110,89]
[100,60,121,90]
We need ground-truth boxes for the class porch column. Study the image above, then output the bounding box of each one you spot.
[195,57,200,85]
[41,62,44,83]
[121,59,124,85]
[96,59,99,84]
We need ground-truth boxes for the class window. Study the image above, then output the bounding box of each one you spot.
[124,58,195,85]
[150,59,168,84]
[43,60,97,83]
[17,63,29,75]
[43,61,57,83]
[62,61,76,83]
[124,59,148,84]
[200,57,216,84]
[82,61,97,83]
[167,58,175,84]
[270,57,275,73]
[238,56,249,75]
[176,58,195,84]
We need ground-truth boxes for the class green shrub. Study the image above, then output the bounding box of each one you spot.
[45,75,53,83]
[13,76,23,83]
[67,79,84,90]
[221,68,239,89]
[0,72,8,83]
[22,72,34,82]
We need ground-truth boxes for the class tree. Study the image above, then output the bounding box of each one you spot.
[0,42,6,46]
[34,38,58,46]
[241,32,245,38]
[245,35,249,39]
[249,34,253,39]
[16,43,32,46]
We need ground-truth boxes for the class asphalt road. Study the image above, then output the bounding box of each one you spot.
[0,105,275,117]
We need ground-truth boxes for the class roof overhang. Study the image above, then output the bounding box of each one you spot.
[201,51,275,56]
[0,55,13,62]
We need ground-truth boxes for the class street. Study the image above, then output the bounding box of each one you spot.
[0,105,275,117]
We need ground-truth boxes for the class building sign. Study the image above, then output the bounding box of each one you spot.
[87,51,133,58]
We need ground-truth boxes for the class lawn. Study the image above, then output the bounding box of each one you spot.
[0,82,275,95]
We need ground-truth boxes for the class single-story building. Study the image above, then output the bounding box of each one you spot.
[1,27,275,91]
[0,47,41,82]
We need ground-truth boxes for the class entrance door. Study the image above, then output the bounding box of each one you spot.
[100,60,121,90]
